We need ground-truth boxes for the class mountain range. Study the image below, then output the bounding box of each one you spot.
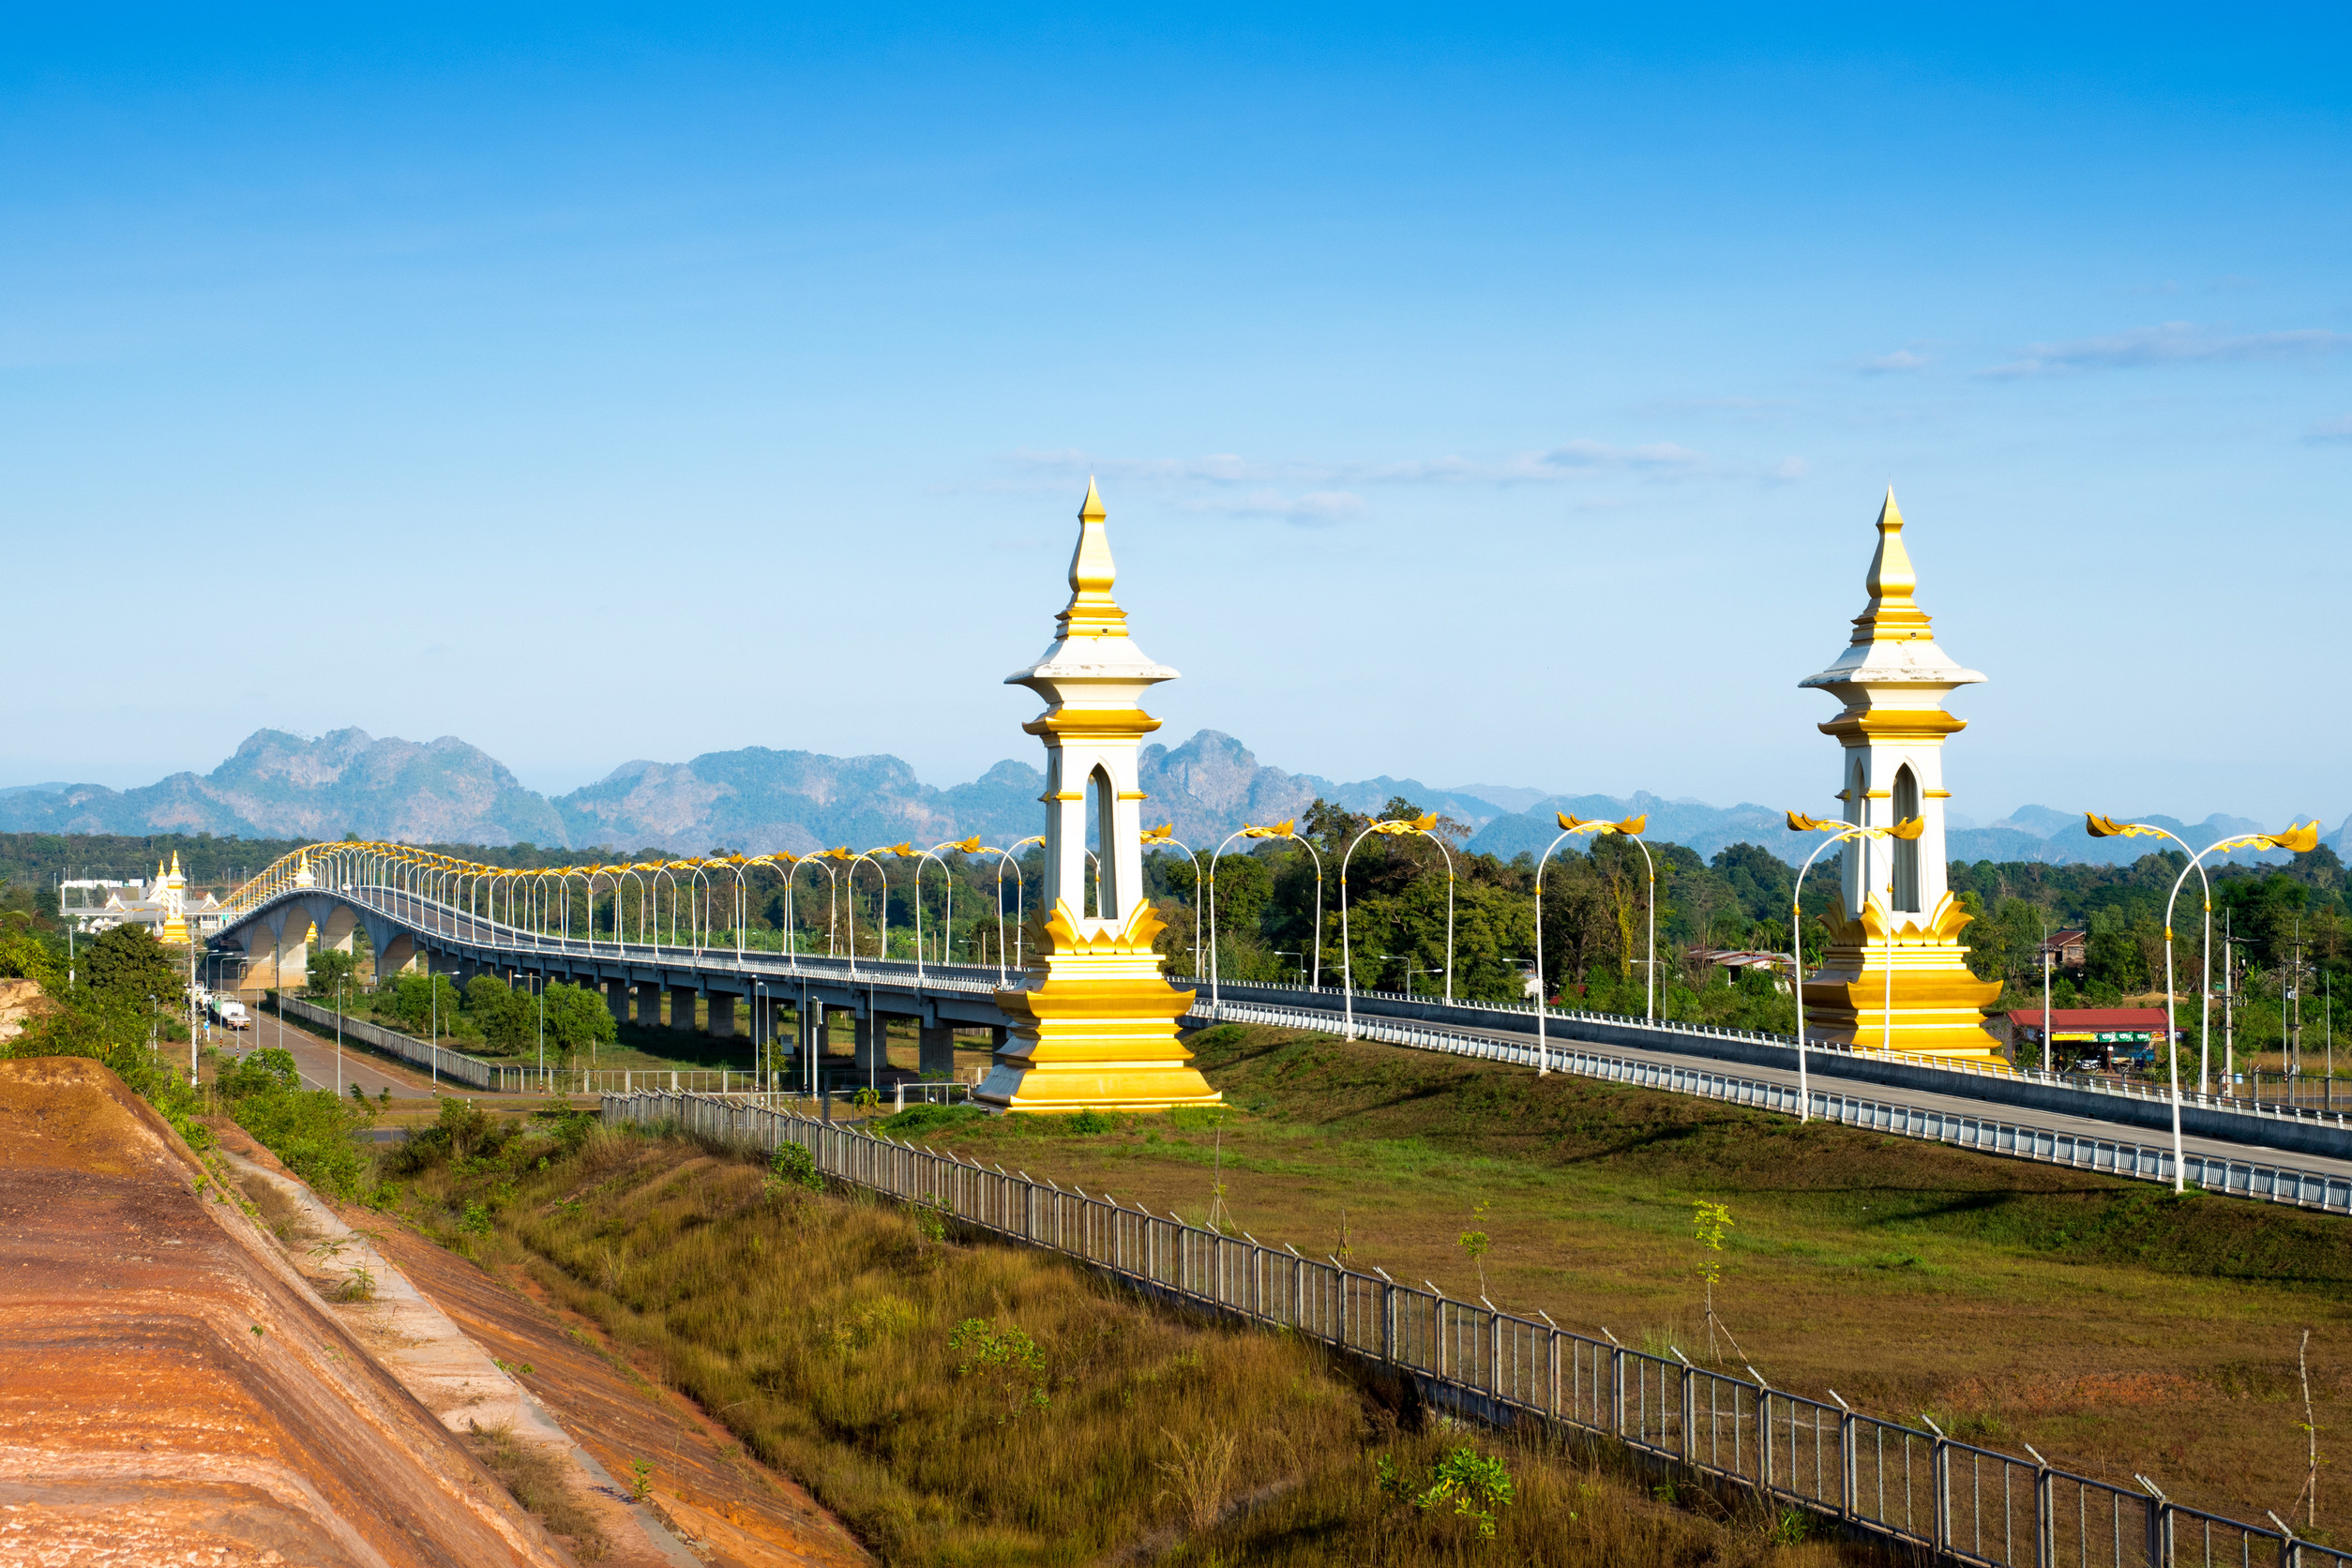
[0,728,2335,869]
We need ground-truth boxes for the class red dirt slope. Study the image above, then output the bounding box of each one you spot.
[0,1057,571,1566]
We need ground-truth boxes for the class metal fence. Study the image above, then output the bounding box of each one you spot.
[605,1088,2344,1568]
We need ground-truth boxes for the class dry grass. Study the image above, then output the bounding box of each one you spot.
[395,1120,1879,1567]
[1187,1426,1849,1568]
[463,1418,611,1560]
[909,1023,2352,1540]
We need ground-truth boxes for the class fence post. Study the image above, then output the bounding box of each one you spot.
[2025,1443,2053,1568]
[1922,1414,1950,1556]
[1673,1350,1696,1469]
[1610,1343,1625,1437]
[1834,1393,1858,1524]
[2138,1476,2170,1568]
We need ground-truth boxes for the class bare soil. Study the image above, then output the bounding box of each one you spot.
[0,1055,570,1565]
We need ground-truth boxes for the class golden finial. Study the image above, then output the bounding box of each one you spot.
[1849,487,1935,644]
[1057,476,1130,640]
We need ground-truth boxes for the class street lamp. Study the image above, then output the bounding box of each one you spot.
[1529,814,1591,1076]
[1557,813,1656,1020]
[1784,810,1924,1123]
[1375,954,1439,993]
[916,838,983,980]
[2087,813,2317,1193]
[1215,820,1325,992]
[1339,813,1455,1041]
[1138,824,1201,982]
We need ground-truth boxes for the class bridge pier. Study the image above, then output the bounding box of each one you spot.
[708,993,735,1039]
[603,979,627,1025]
[265,916,309,991]
[633,981,662,1027]
[670,985,700,1033]
[854,1013,888,1073]
[919,1023,957,1078]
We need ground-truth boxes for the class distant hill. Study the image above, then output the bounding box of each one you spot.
[2,728,2336,868]
[0,730,565,845]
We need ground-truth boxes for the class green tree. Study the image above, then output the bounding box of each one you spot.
[308,947,361,1003]
[82,923,179,1003]
[542,980,617,1063]
[463,973,535,1053]
[0,912,57,982]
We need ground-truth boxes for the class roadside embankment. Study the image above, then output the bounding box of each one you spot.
[0,1055,569,1565]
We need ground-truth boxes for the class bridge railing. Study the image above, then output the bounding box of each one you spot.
[269,994,977,1103]
[602,1087,2347,1568]
[1199,996,2352,1217]
[236,884,2352,1155]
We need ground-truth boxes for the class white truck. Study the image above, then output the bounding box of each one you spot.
[210,998,250,1031]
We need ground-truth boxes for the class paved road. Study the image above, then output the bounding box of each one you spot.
[1234,1001,2352,1185]
[215,1011,447,1101]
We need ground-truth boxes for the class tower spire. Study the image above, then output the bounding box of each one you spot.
[1056,477,1128,640]
[1848,488,1934,643]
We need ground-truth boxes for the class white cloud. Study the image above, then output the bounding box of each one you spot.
[1175,489,1364,526]
[1003,437,1799,492]
[1855,348,1932,374]
[1981,322,2352,379]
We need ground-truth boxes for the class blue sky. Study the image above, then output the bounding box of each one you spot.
[8,6,2350,827]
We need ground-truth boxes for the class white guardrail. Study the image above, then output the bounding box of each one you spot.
[1205,999,2352,1215]
[607,1088,2351,1568]
[267,995,972,1105]
[237,882,2352,1138]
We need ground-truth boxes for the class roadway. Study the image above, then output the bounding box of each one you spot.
[217,879,2352,1187]
[215,1009,445,1101]
[1236,999,2352,1187]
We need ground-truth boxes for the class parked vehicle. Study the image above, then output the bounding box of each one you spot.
[211,998,250,1031]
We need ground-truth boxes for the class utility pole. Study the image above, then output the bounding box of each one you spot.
[2224,907,2237,1096]
[2290,918,2305,1097]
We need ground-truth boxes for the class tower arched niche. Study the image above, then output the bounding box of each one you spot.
[1087,763,1119,920]
[1891,764,1922,913]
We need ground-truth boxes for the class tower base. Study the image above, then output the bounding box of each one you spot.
[1802,893,2006,1067]
[975,900,1222,1113]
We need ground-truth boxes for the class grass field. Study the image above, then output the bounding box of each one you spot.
[859,1023,2352,1542]
[390,1111,1865,1567]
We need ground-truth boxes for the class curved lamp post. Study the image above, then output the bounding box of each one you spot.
[1003,835,1044,971]
[1246,820,1323,988]
[925,837,986,972]
[1785,810,1923,1123]
[2080,813,2218,1094]
[1530,813,1585,1076]
[844,846,911,974]
[1339,813,1455,1041]
[1139,823,1202,982]
[2088,812,2318,1192]
[967,843,1025,985]
[1207,818,1329,1014]
[1559,812,1656,1019]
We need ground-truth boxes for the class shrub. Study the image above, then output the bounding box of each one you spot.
[768,1140,822,1191]
[875,1103,984,1138]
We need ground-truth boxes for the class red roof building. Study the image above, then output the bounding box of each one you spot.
[2008,1007,2178,1048]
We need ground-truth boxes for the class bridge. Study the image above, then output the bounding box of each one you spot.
[207,839,2352,1198]
[198,484,2352,1204]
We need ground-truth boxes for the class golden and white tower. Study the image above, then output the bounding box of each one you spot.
[1798,490,2004,1063]
[158,852,189,945]
[975,481,1222,1112]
